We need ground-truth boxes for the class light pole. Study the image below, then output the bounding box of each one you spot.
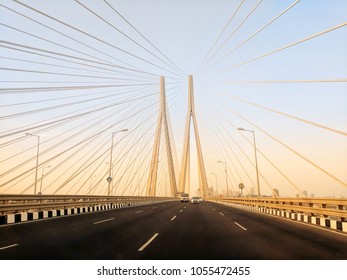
[211,172,218,196]
[25,133,40,195]
[108,129,128,196]
[238,127,261,197]
[39,165,51,194]
[218,161,229,197]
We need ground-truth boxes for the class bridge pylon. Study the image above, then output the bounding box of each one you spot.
[178,75,209,198]
[146,77,178,197]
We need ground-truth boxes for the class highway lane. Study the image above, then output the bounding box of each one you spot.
[0,201,347,259]
[0,201,183,259]
[212,202,347,259]
[141,201,347,260]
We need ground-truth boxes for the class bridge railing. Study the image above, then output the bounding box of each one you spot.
[212,197,347,232]
[213,197,347,220]
[0,194,177,224]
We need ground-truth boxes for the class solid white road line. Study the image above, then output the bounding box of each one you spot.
[234,222,247,231]
[134,210,144,214]
[93,218,115,224]
[219,212,225,216]
[0,244,19,251]
[138,233,159,252]
[171,215,177,221]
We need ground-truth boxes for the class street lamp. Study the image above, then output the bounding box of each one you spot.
[217,161,229,197]
[238,127,261,197]
[108,129,128,196]
[211,172,218,195]
[39,165,51,194]
[25,133,40,195]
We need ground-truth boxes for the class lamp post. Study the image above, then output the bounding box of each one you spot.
[25,133,40,195]
[39,165,51,194]
[218,161,229,197]
[238,127,260,197]
[211,172,218,196]
[108,129,128,196]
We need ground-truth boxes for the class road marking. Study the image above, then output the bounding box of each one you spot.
[152,207,157,209]
[93,218,114,224]
[180,210,183,213]
[219,212,225,216]
[171,215,177,221]
[213,208,216,211]
[0,244,19,251]
[138,233,159,252]
[134,210,144,214]
[234,222,247,231]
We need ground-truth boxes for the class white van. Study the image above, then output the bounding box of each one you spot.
[180,193,189,202]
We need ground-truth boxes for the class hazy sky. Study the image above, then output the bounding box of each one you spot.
[1,0,346,197]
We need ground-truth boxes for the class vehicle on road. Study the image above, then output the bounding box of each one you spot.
[180,193,189,202]
[190,197,200,204]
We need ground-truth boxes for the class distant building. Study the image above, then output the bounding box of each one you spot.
[250,187,255,196]
[272,188,279,197]
[302,190,308,197]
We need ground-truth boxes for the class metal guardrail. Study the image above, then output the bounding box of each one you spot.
[0,194,176,215]
[213,197,347,221]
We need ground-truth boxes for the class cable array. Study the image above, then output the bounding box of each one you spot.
[1,1,346,198]
[192,0,346,197]
[1,0,185,196]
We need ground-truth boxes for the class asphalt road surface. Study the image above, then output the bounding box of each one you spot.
[1,201,347,259]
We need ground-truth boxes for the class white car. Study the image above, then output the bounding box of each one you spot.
[180,193,189,202]
[190,197,200,204]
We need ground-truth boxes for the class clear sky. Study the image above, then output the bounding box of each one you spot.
[1,0,347,198]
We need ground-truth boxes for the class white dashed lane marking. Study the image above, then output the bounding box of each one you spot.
[0,244,19,250]
[138,233,159,252]
[93,218,115,224]
[234,222,247,231]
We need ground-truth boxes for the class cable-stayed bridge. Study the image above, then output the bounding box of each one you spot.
[0,0,347,259]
